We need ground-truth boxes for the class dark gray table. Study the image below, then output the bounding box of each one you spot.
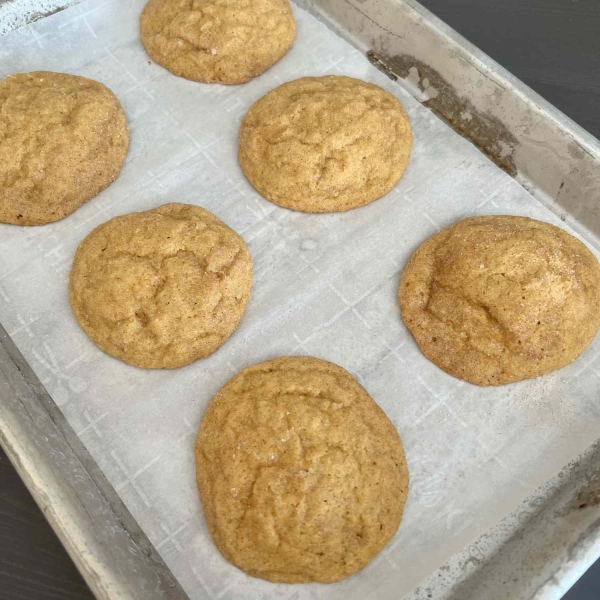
[1,0,599,598]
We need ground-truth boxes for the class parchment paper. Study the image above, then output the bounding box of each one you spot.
[1,1,600,599]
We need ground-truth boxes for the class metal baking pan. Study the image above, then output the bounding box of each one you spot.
[1,1,599,599]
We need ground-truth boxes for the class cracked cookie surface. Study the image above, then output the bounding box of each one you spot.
[238,76,412,212]
[140,0,296,84]
[195,356,409,583]
[0,71,128,226]
[399,216,600,386]
[70,203,252,369]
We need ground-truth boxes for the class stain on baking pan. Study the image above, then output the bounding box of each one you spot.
[368,50,518,177]
[0,1,68,28]
[22,6,67,25]
[574,469,600,510]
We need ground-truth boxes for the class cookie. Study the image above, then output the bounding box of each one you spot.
[399,216,600,386]
[70,203,252,369]
[0,71,128,226]
[238,76,412,212]
[139,0,296,84]
[195,356,409,583]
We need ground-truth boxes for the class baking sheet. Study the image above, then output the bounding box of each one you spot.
[1,1,600,599]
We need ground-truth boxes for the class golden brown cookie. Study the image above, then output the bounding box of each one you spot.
[0,71,128,226]
[399,216,600,386]
[139,0,296,84]
[238,76,412,213]
[195,356,409,583]
[70,203,252,369]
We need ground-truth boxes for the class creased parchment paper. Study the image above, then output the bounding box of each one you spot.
[1,1,600,598]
